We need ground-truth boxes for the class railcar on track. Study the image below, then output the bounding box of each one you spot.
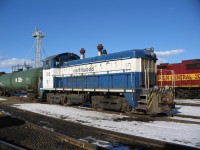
[0,66,42,99]
[42,44,174,114]
[157,59,200,99]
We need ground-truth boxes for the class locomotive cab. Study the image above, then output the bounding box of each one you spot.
[43,53,80,69]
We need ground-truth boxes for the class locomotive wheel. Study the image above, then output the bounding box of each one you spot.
[91,99,98,108]
[177,89,184,99]
[122,100,132,113]
[198,92,200,99]
[66,100,72,106]
[46,93,53,103]
[60,97,67,105]
[60,94,67,105]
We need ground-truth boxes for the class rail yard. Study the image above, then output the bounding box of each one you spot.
[0,96,200,150]
[1,0,200,149]
[0,42,199,149]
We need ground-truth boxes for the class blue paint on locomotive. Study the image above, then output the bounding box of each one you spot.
[54,72,141,89]
[53,72,144,108]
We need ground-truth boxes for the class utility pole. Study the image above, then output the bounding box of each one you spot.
[32,27,45,68]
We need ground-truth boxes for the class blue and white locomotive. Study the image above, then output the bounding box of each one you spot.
[42,44,174,114]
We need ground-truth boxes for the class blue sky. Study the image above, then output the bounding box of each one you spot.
[0,0,200,72]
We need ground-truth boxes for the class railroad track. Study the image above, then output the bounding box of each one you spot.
[95,130,199,150]
[0,97,200,149]
[0,140,26,150]
[25,121,103,150]
[0,112,95,150]
[174,114,200,120]
[0,115,100,150]
[176,103,200,107]
[2,96,200,124]
[0,105,199,150]
[73,105,200,125]
[26,120,200,150]
[1,115,198,150]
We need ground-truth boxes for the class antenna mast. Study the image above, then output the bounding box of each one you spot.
[32,27,45,68]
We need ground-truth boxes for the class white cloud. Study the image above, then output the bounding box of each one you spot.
[156,57,167,64]
[155,49,185,57]
[155,49,185,64]
[0,57,34,68]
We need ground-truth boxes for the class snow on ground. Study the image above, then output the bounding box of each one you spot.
[174,105,200,116]
[12,103,200,148]
[0,98,7,101]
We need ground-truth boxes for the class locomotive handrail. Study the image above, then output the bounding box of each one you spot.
[145,68,156,90]
[66,57,131,67]
[157,69,176,98]
[157,69,175,88]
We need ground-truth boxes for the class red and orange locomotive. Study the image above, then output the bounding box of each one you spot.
[157,59,200,99]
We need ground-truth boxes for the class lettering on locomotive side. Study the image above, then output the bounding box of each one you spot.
[73,67,94,73]
[195,73,200,80]
[157,73,200,81]
[176,74,192,80]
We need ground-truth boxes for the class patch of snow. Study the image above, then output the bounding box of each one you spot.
[20,95,27,98]
[42,126,54,132]
[0,110,11,116]
[12,103,200,148]
[0,98,7,101]
[80,136,130,149]
[174,105,200,116]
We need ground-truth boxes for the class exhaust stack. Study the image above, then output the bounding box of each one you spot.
[80,48,85,59]
[97,44,103,56]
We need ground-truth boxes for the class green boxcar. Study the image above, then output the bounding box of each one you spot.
[0,68,42,98]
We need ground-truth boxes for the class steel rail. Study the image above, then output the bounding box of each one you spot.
[0,140,26,150]
[25,121,104,150]
[95,130,199,150]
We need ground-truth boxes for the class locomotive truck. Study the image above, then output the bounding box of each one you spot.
[157,59,200,99]
[0,44,174,114]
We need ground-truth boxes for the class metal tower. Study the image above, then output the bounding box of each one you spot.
[32,28,45,68]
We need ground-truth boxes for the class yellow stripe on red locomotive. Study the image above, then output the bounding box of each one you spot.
[157,73,200,81]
